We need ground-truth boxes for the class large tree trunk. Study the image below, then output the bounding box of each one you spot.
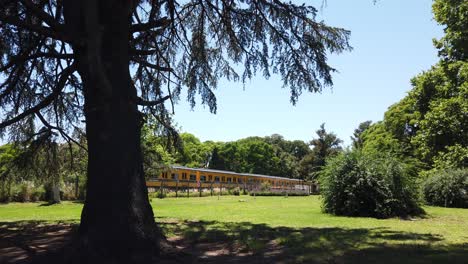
[63,1,161,263]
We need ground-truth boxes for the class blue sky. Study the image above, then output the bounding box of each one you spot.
[173,0,444,146]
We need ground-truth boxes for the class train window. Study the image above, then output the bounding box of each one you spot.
[182,173,187,180]
[190,174,196,181]
[221,176,225,182]
[238,178,242,183]
[215,176,220,182]
[200,175,206,182]
[208,175,213,181]
[171,173,178,180]
[233,178,237,183]
[227,177,232,182]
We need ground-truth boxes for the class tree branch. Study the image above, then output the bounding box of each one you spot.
[0,15,72,43]
[0,52,75,72]
[0,63,77,130]
[130,17,172,33]
[19,0,62,30]
[130,48,157,56]
[136,95,171,106]
[35,111,87,151]
[131,58,174,73]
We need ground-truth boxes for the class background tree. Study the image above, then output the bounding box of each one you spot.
[0,144,22,202]
[0,0,351,261]
[351,120,372,149]
[361,0,467,172]
[299,123,343,180]
[209,146,225,170]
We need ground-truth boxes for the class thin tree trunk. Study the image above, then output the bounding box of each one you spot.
[63,1,161,262]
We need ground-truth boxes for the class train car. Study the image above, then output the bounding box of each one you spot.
[146,165,312,193]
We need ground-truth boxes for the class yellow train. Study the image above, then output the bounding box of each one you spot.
[146,165,313,193]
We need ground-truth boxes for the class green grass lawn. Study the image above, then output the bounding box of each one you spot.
[0,196,467,263]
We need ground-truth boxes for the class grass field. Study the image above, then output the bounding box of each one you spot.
[1,196,467,263]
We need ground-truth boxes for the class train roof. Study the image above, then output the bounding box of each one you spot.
[170,165,305,182]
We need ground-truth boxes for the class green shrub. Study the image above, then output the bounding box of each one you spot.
[31,186,45,202]
[422,168,468,208]
[260,182,271,192]
[10,182,35,202]
[229,187,241,196]
[320,150,423,218]
[152,189,237,198]
[61,183,77,200]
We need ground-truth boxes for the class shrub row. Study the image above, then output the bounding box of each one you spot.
[249,192,309,197]
[0,181,82,203]
[149,190,237,199]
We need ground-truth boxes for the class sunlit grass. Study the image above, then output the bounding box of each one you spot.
[0,196,467,263]
[151,195,468,244]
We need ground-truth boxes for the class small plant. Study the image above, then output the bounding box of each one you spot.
[230,187,241,196]
[260,182,271,192]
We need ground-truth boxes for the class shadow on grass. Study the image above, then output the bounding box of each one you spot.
[0,220,76,264]
[38,202,60,207]
[158,218,468,264]
[0,219,466,264]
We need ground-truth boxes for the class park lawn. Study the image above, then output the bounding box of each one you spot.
[0,196,467,263]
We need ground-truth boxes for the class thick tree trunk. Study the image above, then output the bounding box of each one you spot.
[63,1,161,263]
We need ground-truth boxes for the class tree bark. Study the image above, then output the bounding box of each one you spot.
[63,1,161,263]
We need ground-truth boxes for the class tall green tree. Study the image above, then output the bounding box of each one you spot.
[0,0,350,261]
[432,0,468,61]
[351,121,372,149]
[361,0,468,172]
[299,123,342,180]
[208,146,225,170]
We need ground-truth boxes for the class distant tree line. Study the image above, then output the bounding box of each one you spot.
[141,122,343,181]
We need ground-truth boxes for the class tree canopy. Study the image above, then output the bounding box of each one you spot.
[0,0,352,140]
[361,0,467,171]
[0,0,351,262]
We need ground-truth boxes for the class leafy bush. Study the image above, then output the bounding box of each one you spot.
[229,187,241,196]
[320,150,423,218]
[260,181,271,192]
[148,191,164,199]
[61,183,77,200]
[9,182,35,202]
[31,186,46,202]
[422,168,468,208]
